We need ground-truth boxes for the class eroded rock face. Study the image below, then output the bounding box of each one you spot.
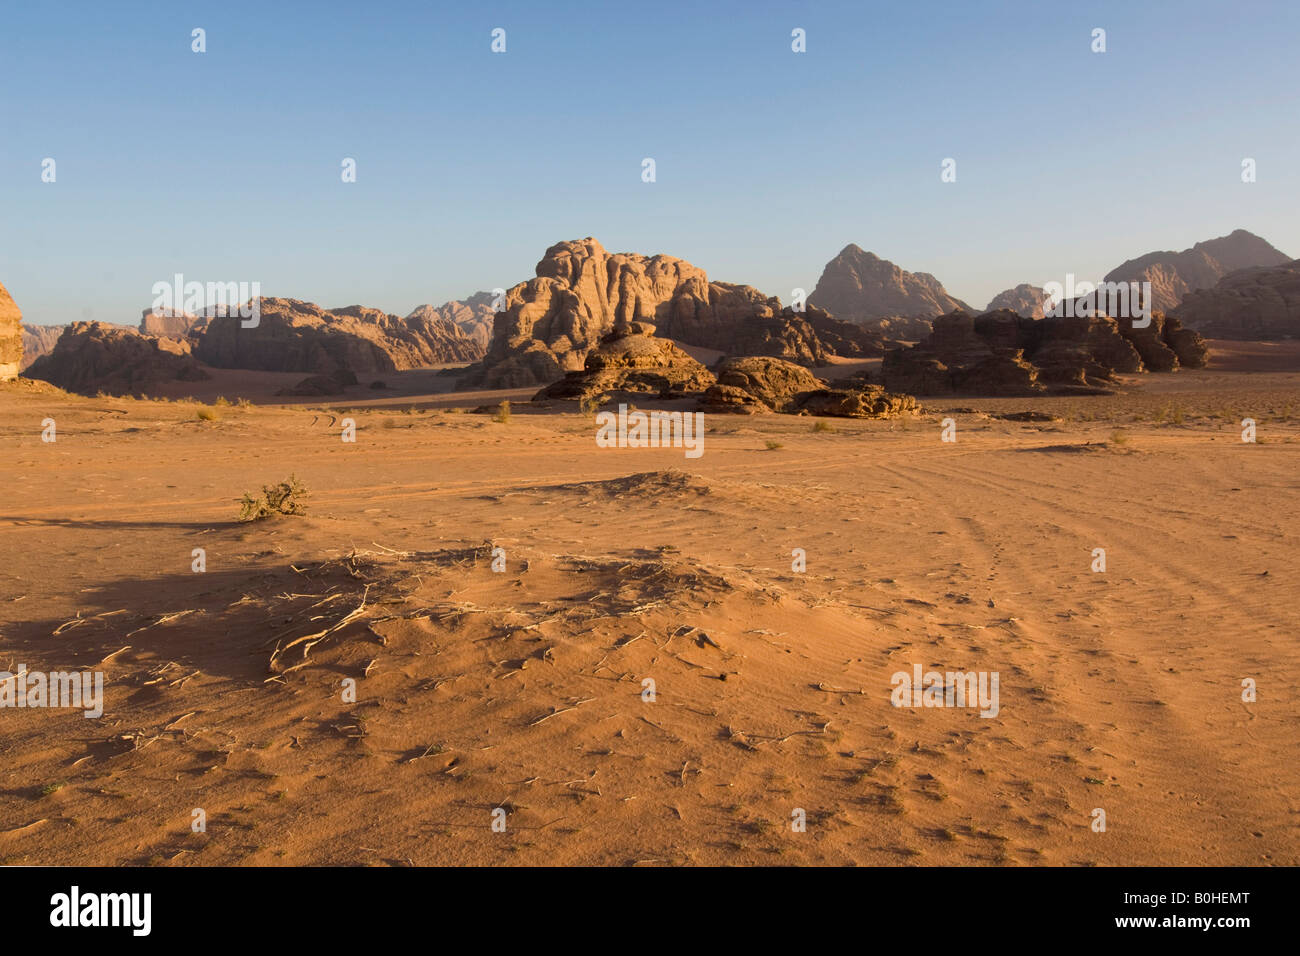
[809,244,972,323]
[194,298,482,374]
[532,322,716,402]
[707,356,825,412]
[21,323,63,371]
[25,322,209,395]
[699,355,919,418]
[465,239,839,390]
[0,282,22,381]
[406,292,495,355]
[788,385,921,418]
[1172,259,1300,340]
[882,307,1208,396]
[986,284,1047,319]
[1104,229,1290,313]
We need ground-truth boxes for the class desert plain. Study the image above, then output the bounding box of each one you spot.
[1,343,1297,867]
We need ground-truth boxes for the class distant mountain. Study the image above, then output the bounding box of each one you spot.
[22,324,68,371]
[1172,258,1300,339]
[986,284,1047,319]
[406,292,496,354]
[1,282,22,381]
[809,244,973,323]
[1104,229,1290,313]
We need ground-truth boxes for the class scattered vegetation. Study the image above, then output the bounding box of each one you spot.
[238,475,309,522]
[764,440,784,450]
[196,407,219,421]
[493,400,512,424]
[1109,429,1129,446]
[811,420,835,433]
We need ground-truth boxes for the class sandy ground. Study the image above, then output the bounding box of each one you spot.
[0,344,1297,866]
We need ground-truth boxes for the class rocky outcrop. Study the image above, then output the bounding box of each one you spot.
[464,239,843,390]
[1171,259,1300,340]
[699,355,918,418]
[21,323,63,370]
[406,292,495,355]
[1104,229,1290,313]
[532,322,716,403]
[986,284,1047,319]
[809,244,973,323]
[194,297,482,374]
[0,282,21,381]
[788,385,920,419]
[882,308,1208,396]
[25,322,209,395]
[705,356,824,412]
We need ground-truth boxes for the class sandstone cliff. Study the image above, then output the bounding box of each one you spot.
[194,298,482,374]
[0,282,22,381]
[463,239,849,390]
[25,322,209,395]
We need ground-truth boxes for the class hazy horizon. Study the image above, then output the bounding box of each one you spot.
[3,0,1297,325]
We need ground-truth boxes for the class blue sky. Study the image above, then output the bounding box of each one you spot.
[2,0,1296,325]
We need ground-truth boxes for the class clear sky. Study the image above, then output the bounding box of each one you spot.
[2,0,1296,325]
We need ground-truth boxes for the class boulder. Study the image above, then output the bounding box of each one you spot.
[709,356,826,412]
[789,385,921,418]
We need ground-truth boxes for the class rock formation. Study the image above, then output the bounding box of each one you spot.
[703,356,824,412]
[406,292,495,355]
[25,322,209,395]
[194,297,482,374]
[882,308,1208,396]
[533,322,715,403]
[699,355,918,418]
[1104,229,1290,313]
[0,282,22,381]
[464,238,850,390]
[21,323,64,370]
[986,284,1047,319]
[1171,259,1300,339]
[809,244,973,324]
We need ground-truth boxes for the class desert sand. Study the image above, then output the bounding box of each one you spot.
[1,343,1297,866]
